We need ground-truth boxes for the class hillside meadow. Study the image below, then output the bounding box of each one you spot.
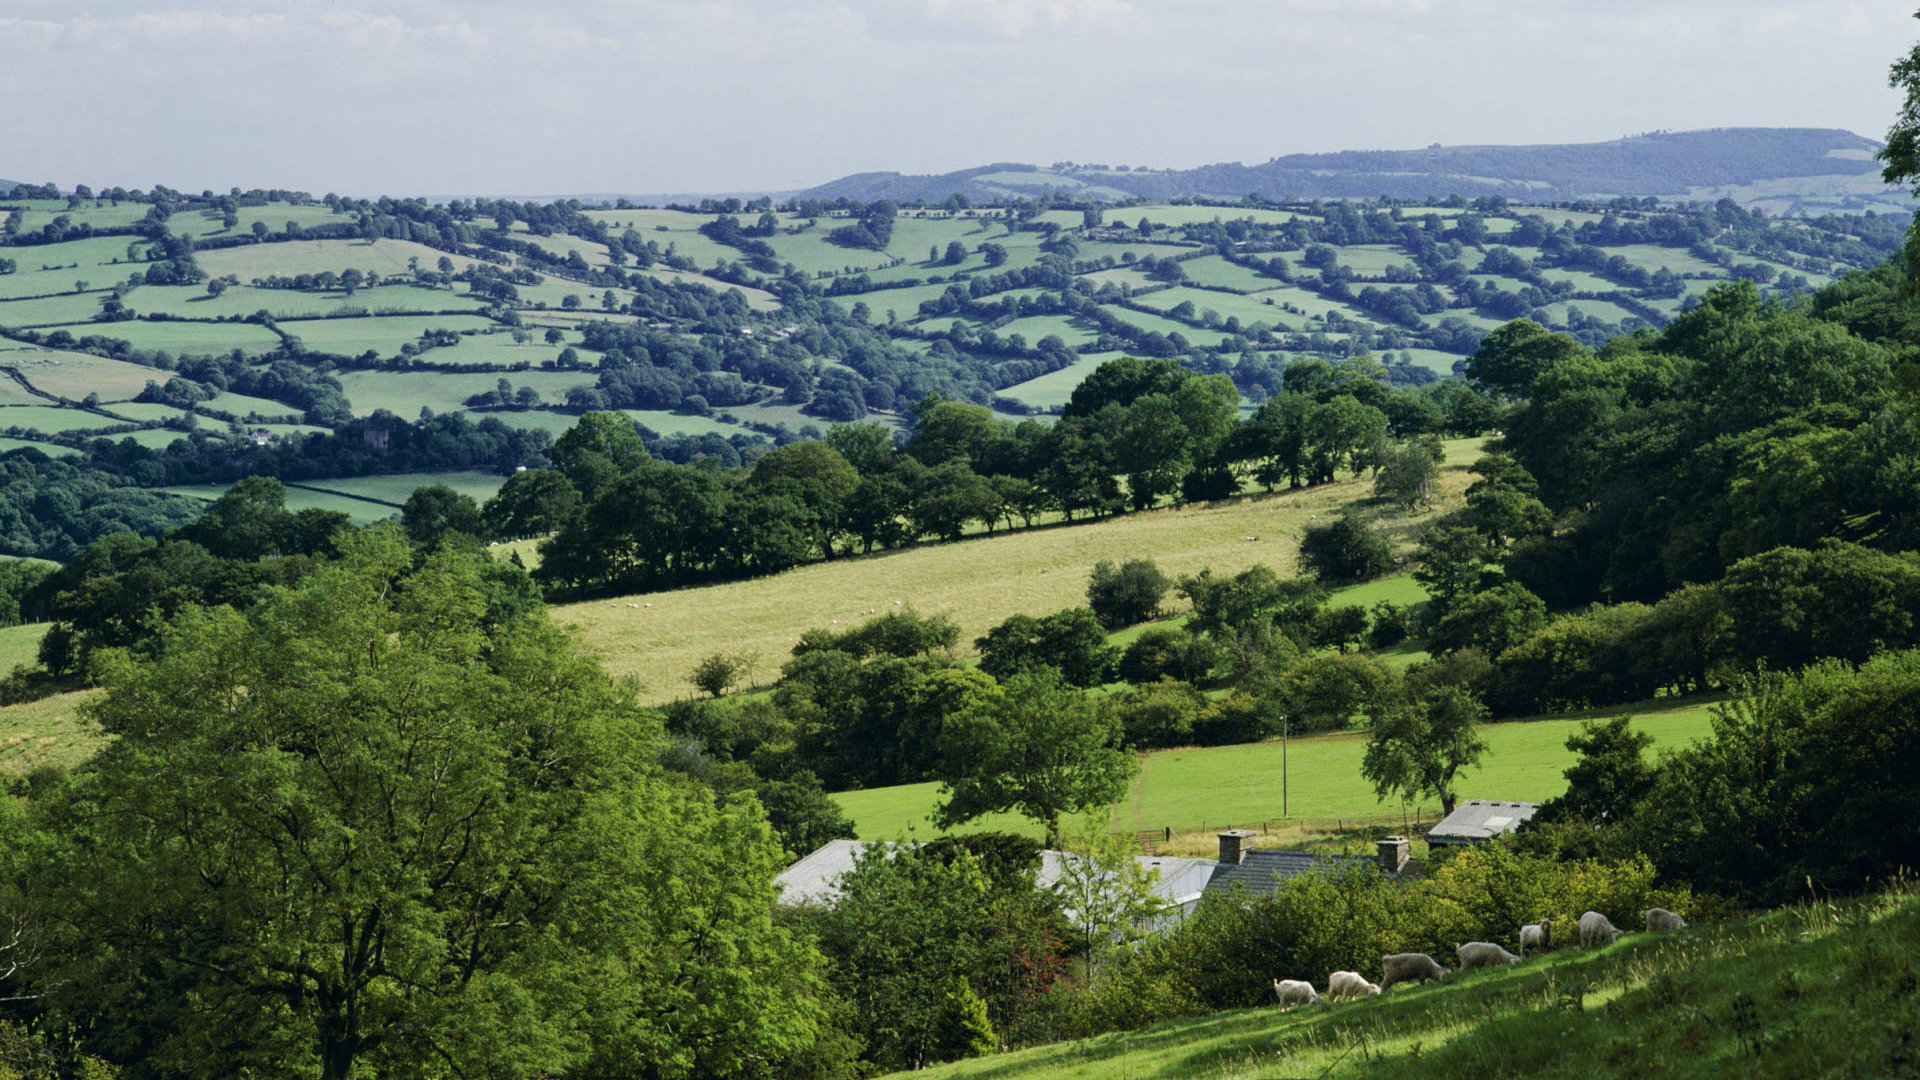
[558,450,1482,704]
[833,695,1719,842]
[888,884,1920,1080]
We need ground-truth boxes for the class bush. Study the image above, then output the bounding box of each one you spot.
[1368,600,1413,648]
[1087,558,1171,629]
[1117,626,1217,685]
[1297,516,1396,584]
[1107,679,1208,749]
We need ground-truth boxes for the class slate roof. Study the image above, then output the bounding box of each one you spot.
[1202,850,1382,897]
[773,840,1220,914]
[1425,799,1540,845]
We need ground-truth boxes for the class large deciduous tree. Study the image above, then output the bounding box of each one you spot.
[28,528,827,1080]
[1360,685,1490,815]
[932,668,1137,846]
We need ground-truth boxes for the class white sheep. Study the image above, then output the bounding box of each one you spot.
[1578,910,1625,947]
[1644,908,1687,933]
[1326,970,1381,1000]
[1270,978,1321,1008]
[1519,919,1552,956]
[1379,952,1449,990]
[1456,942,1521,969]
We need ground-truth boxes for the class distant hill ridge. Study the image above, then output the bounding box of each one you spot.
[797,128,1909,216]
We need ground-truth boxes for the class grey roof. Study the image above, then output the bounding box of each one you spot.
[1203,850,1381,897]
[773,839,875,906]
[1425,799,1541,845]
[773,840,1220,911]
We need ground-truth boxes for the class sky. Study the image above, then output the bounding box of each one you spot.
[0,1,1911,197]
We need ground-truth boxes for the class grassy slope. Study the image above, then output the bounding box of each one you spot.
[898,887,1920,1080]
[835,696,1719,842]
[558,454,1479,704]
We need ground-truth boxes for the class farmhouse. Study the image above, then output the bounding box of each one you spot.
[1201,830,1416,897]
[776,839,1221,920]
[778,831,1417,923]
[1424,799,1540,847]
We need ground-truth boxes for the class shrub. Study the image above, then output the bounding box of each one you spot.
[1107,679,1208,749]
[1117,626,1217,685]
[1087,558,1172,629]
[1297,516,1395,584]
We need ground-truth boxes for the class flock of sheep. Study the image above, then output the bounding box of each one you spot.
[1270,907,1688,1007]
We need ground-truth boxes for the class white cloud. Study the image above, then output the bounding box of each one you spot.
[0,1,1909,194]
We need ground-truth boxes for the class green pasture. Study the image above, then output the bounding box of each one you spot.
[198,239,491,283]
[294,470,507,507]
[1117,205,1299,227]
[414,334,600,370]
[504,280,637,311]
[128,283,487,320]
[1104,307,1232,347]
[281,314,499,357]
[100,401,191,423]
[0,437,78,456]
[95,429,195,450]
[1077,240,1202,264]
[834,696,1720,841]
[1536,268,1619,292]
[0,292,114,327]
[1243,286,1372,322]
[162,482,397,524]
[996,314,1102,348]
[830,282,965,321]
[625,266,781,311]
[170,204,353,239]
[1542,299,1643,326]
[335,370,596,417]
[2,236,153,272]
[1174,256,1286,293]
[1000,353,1122,409]
[6,201,152,234]
[1331,244,1416,277]
[36,320,281,356]
[1132,287,1300,330]
[0,267,127,300]
[760,230,900,276]
[202,390,301,419]
[717,401,822,432]
[0,377,44,406]
[509,228,614,267]
[625,409,764,439]
[1606,243,1724,277]
[0,405,139,434]
[1398,348,1465,375]
[1077,266,1160,292]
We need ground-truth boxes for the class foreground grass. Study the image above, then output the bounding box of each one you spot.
[900,886,1920,1080]
[559,460,1480,705]
[835,696,1721,841]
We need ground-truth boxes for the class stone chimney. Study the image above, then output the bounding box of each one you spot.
[1377,836,1410,875]
[1217,829,1257,865]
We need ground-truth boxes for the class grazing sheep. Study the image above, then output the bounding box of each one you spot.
[1456,942,1522,969]
[1644,908,1687,933]
[1326,970,1381,1000]
[1379,953,1449,990]
[1579,910,1625,947]
[1519,919,1552,956]
[1271,978,1321,1008]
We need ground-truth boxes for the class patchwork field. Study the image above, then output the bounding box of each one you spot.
[835,696,1720,840]
[558,449,1482,704]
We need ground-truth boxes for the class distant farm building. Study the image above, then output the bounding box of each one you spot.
[1424,800,1540,847]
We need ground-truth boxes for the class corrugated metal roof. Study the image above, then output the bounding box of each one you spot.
[1426,799,1541,845]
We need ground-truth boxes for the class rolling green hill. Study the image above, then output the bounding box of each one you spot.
[802,128,1912,217]
[890,884,1920,1080]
